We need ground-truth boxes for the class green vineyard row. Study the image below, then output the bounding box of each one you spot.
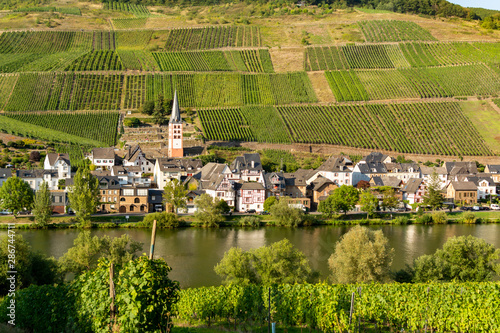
[358,20,436,42]
[103,1,150,17]
[175,283,500,332]
[13,6,81,15]
[198,102,491,156]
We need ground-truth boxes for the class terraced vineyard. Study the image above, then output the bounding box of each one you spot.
[358,20,437,42]
[104,2,150,17]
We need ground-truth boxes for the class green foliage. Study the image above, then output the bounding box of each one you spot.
[263,196,277,212]
[67,167,101,225]
[0,176,33,216]
[214,239,315,285]
[124,117,141,127]
[423,170,444,209]
[194,193,225,227]
[358,20,436,42]
[72,256,179,332]
[318,185,359,216]
[141,212,180,228]
[393,215,410,225]
[238,215,261,227]
[163,178,188,213]
[32,181,52,226]
[329,226,394,283]
[461,211,477,224]
[140,100,155,115]
[413,235,500,282]
[415,213,433,224]
[59,231,143,276]
[215,199,231,214]
[269,198,304,227]
[0,234,62,296]
[359,191,378,218]
[431,211,448,224]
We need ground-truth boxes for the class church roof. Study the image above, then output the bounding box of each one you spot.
[170,90,182,124]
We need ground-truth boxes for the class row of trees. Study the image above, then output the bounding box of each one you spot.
[215,226,500,285]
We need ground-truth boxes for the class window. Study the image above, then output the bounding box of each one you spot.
[217,192,223,197]
[114,190,117,195]
[137,189,148,196]
[108,197,112,202]
[102,190,106,195]
[123,189,134,196]
[114,197,117,202]
[103,197,106,202]
[97,160,101,163]
[151,196,155,201]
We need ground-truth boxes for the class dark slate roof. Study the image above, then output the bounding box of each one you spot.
[385,163,420,173]
[240,182,265,190]
[486,165,500,173]
[169,90,182,124]
[97,176,121,189]
[156,158,203,173]
[230,153,263,172]
[17,169,47,178]
[466,176,495,187]
[0,168,12,178]
[357,162,387,174]
[310,176,335,192]
[46,153,70,166]
[371,176,402,188]
[92,147,115,160]
[91,170,112,177]
[402,178,423,194]
[284,169,315,187]
[124,145,142,162]
[264,172,285,190]
[362,152,390,164]
[450,181,477,191]
[443,162,477,175]
[316,156,352,172]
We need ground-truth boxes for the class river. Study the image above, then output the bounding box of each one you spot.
[3,224,500,287]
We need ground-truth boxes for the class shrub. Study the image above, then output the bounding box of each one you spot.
[142,212,179,228]
[238,216,261,227]
[460,212,477,224]
[393,216,410,225]
[431,211,448,224]
[415,214,432,224]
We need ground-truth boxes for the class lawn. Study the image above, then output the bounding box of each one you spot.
[460,100,500,154]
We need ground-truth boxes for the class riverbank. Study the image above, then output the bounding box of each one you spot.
[1,211,499,229]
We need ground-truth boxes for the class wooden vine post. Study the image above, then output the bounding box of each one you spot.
[149,219,157,260]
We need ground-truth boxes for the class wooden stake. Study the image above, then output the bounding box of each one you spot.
[110,263,116,329]
[149,219,157,260]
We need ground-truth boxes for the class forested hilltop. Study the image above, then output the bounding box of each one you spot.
[0,0,500,161]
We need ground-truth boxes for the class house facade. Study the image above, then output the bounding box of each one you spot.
[446,181,477,205]
[88,147,116,169]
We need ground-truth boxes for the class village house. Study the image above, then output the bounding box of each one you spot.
[111,165,150,186]
[229,153,265,183]
[195,163,235,208]
[148,189,164,213]
[118,186,149,213]
[484,165,500,184]
[123,145,154,173]
[17,169,63,191]
[461,176,497,200]
[237,182,266,212]
[44,153,71,179]
[309,176,337,209]
[50,190,69,214]
[97,175,121,213]
[307,155,353,186]
[352,161,387,186]
[420,166,448,189]
[384,162,420,183]
[443,161,477,181]
[0,168,12,187]
[282,169,314,211]
[153,158,203,189]
[401,178,425,206]
[446,181,478,205]
[88,147,116,170]
[264,172,286,199]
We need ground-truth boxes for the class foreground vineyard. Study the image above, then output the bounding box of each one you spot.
[199,102,492,156]
[176,283,500,332]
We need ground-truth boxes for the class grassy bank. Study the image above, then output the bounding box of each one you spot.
[1,211,500,230]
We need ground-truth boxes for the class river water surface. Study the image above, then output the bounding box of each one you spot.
[3,224,500,287]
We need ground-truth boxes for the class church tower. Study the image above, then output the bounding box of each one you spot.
[168,90,183,158]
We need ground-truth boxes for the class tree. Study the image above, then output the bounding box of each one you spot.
[194,193,225,227]
[59,231,143,276]
[67,167,100,226]
[216,199,231,214]
[329,226,394,283]
[270,197,304,227]
[0,235,62,295]
[423,170,444,210]
[140,100,155,115]
[153,94,167,125]
[29,151,41,162]
[215,239,315,285]
[381,187,399,211]
[32,181,52,226]
[0,176,33,217]
[263,196,277,211]
[318,185,359,217]
[163,178,188,214]
[359,191,378,219]
[413,235,500,282]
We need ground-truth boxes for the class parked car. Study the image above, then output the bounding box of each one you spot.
[245,209,256,214]
[0,210,12,215]
[491,204,500,210]
[472,206,480,211]
[460,206,471,211]
[480,206,490,211]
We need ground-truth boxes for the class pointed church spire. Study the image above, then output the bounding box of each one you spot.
[170,90,182,124]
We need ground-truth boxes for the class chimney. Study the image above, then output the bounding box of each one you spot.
[251,161,255,168]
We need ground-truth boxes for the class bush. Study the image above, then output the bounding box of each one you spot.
[141,212,179,228]
[431,211,448,224]
[238,216,261,227]
[123,117,141,127]
[415,214,432,224]
[460,212,477,224]
[393,216,410,225]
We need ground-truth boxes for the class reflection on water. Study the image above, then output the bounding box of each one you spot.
[2,224,500,288]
